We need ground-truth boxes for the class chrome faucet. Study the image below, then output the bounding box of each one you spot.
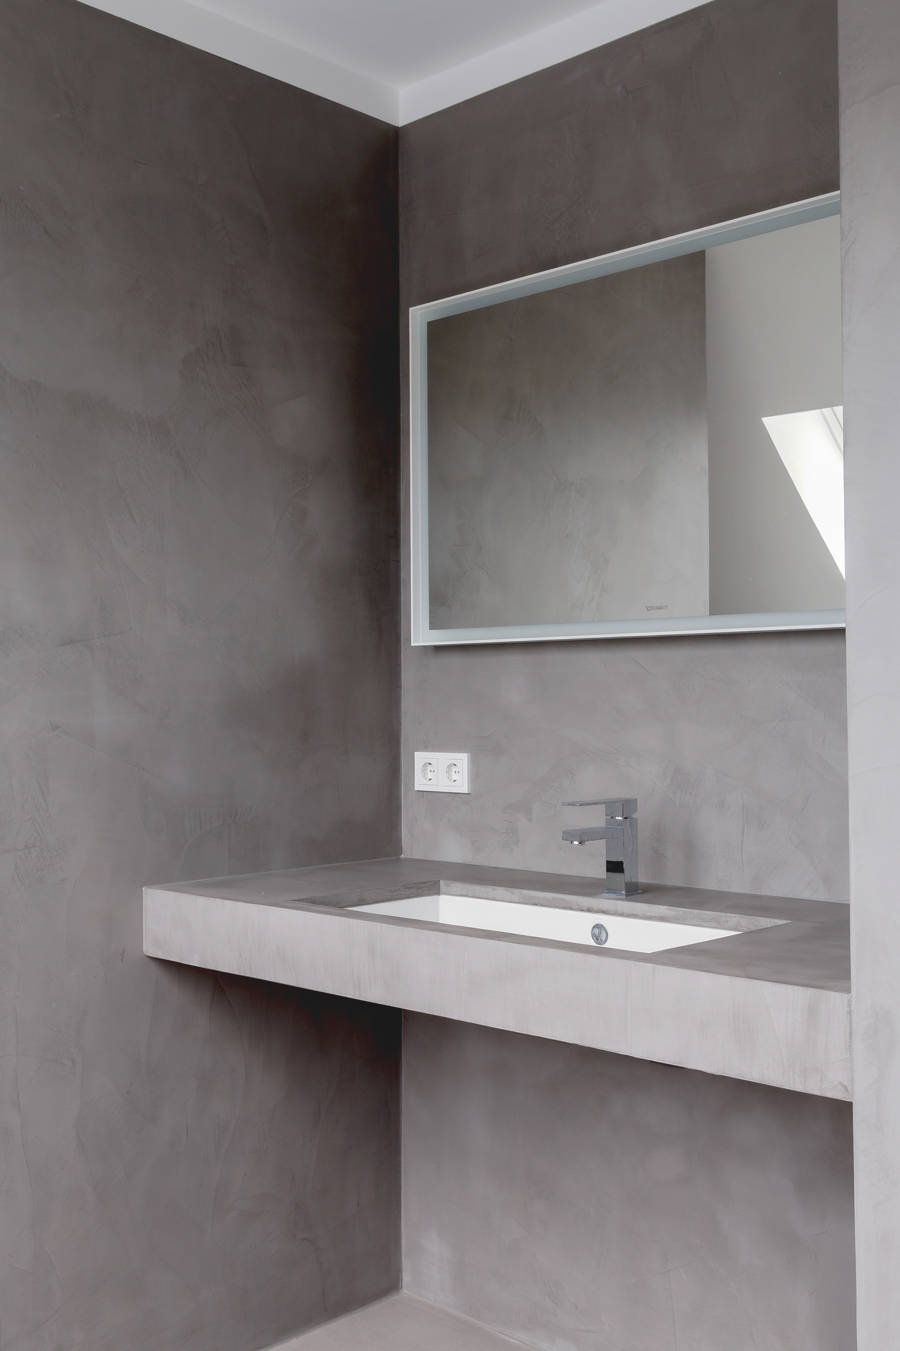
[561,797,641,898]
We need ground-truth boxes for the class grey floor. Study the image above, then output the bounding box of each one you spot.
[270,1294,534,1350]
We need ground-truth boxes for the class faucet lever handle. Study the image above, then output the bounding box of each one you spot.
[563,797,638,818]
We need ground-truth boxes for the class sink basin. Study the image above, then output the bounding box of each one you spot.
[352,894,739,953]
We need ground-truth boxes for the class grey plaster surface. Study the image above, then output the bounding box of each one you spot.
[399,0,849,904]
[402,1015,856,1351]
[0,0,400,1346]
[840,0,900,1344]
[271,1294,534,1351]
[144,858,852,1097]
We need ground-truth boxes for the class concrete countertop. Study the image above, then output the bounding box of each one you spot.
[143,856,851,1101]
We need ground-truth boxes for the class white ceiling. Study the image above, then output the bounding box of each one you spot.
[76,0,706,124]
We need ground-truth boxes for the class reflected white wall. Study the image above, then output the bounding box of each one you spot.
[706,214,843,615]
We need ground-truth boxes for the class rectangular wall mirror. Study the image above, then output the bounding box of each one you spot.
[410,193,843,645]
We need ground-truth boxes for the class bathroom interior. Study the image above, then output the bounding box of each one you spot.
[1,0,896,1347]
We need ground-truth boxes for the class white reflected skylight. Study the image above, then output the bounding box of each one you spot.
[762,406,845,577]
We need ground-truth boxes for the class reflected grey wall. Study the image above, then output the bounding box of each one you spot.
[708,214,844,614]
[840,0,900,1345]
[428,257,709,628]
[400,0,847,902]
[0,1,400,1347]
[403,1016,856,1351]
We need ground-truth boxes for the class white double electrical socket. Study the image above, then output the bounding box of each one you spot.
[414,751,470,794]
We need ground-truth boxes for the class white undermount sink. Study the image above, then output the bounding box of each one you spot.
[352,894,739,954]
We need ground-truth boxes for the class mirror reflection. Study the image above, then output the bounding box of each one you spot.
[418,203,843,641]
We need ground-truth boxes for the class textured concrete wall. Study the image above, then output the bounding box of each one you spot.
[403,1015,856,1351]
[840,0,900,1344]
[0,0,400,1347]
[400,0,849,902]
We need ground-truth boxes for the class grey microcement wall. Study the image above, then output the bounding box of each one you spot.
[400,0,849,904]
[403,1016,856,1351]
[400,4,855,1350]
[0,0,401,1348]
[840,0,900,1345]
[428,256,710,629]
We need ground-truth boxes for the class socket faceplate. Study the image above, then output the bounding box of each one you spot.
[414,751,470,793]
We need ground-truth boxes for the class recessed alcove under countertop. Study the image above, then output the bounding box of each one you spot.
[143,856,850,1101]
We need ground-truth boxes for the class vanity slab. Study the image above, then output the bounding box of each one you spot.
[143,857,851,1101]
[270,1294,533,1351]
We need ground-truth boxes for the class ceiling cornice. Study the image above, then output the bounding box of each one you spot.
[399,0,708,123]
[76,0,399,122]
[77,0,708,127]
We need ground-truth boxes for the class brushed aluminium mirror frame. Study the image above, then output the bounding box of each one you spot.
[410,191,843,647]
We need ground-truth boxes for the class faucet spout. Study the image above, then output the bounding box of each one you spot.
[561,825,624,846]
[561,799,641,898]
